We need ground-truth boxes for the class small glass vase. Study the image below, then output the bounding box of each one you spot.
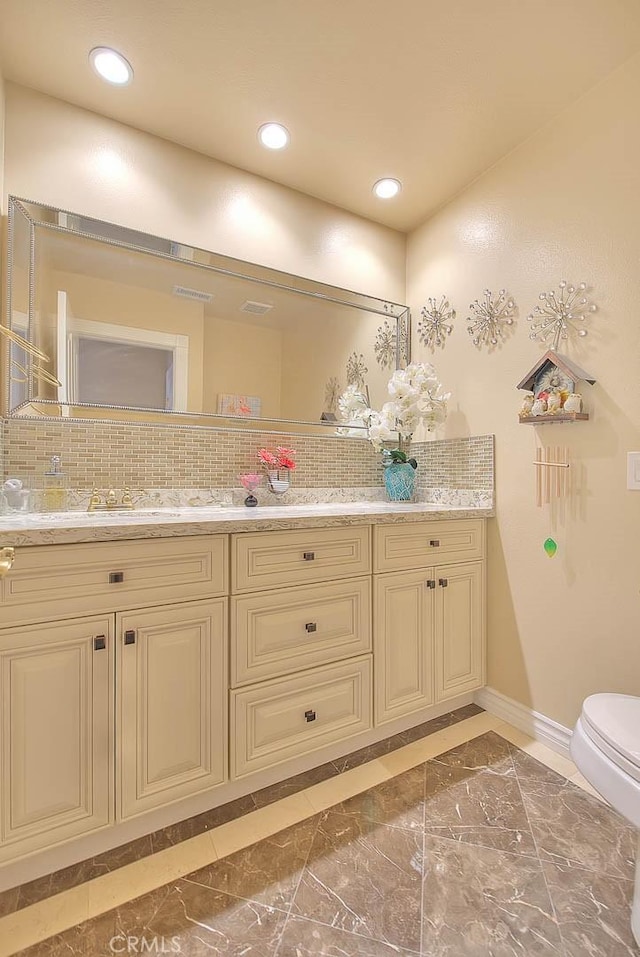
[383,463,416,502]
[267,469,291,495]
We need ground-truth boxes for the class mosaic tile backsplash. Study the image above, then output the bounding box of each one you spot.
[1,418,493,504]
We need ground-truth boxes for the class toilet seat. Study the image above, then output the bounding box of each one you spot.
[581,693,640,784]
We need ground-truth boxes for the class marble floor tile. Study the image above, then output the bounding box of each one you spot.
[184,817,319,912]
[0,888,19,920]
[6,719,639,957]
[291,809,424,953]
[278,914,421,955]
[144,880,288,957]
[421,836,564,956]
[512,749,636,879]
[327,764,426,832]
[15,881,288,957]
[332,737,397,773]
[422,732,538,857]
[542,860,640,957]
[149,794,257,851]
[252,763,339,808]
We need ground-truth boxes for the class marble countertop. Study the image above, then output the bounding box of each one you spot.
[0,501,493,547]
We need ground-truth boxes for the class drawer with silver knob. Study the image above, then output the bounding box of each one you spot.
[231,577,371,685]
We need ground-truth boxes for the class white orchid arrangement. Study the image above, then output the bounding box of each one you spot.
[338,362,450,461]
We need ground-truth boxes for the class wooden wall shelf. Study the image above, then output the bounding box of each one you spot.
[519,412,589,424]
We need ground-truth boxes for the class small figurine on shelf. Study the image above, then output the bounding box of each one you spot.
[546,390,563,414]
[531,397,548,416]
[519,392,535,416]
[239,473,262,507]
[564,392,583,413]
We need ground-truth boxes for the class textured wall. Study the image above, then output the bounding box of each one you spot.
[407,52,640,729]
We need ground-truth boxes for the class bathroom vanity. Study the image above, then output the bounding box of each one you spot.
[0,503,488,890]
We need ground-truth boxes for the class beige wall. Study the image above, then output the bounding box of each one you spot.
[407,52,640,729]
[202,314,282,419]
[3,85,406,302]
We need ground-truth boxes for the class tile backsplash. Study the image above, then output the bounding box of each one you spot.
[1,418,493,503]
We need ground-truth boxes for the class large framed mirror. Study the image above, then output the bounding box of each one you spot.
[5,197,410,436]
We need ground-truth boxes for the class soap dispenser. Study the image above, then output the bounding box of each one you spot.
[42,455,68,512]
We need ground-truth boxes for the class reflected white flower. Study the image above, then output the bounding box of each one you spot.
[338,383,370,423]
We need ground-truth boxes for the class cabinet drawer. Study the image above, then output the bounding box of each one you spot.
[232,526,371,593]
[374,520,484,573]
[0,536,228,627]
[231,655,372,778]
[231,577,371,686]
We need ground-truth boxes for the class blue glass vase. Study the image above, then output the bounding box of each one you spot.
[384,463,416,501]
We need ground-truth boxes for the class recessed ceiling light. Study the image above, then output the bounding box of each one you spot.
[373,178,402,199]
[89,47,133,86]
[258,123,290,150]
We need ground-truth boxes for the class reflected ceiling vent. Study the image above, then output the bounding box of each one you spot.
[240,300,273,315]
[172,285,213,303]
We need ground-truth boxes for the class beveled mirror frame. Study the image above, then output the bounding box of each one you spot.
[5,196,410,436]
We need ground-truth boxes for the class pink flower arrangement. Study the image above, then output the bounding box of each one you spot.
[257,447,297,471]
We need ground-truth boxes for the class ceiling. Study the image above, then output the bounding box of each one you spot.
[1,0,640,232]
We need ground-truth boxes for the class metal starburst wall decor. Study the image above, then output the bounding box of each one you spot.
[527,281,597,351]
[374,320,397,369]
[466,289,516,348]
[346,352,368,388]
[417,296,456,349]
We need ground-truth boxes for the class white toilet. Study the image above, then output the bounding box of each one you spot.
[571,693,640,947]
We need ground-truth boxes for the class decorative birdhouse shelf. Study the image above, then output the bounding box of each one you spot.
[516,351,595,424]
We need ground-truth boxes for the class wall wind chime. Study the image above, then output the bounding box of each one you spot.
[534,446,569,508]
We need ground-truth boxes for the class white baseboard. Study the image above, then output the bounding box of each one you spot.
[474,687,572,759]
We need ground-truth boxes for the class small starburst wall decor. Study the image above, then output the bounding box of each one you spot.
[324,377,341,413]
[417,296,456,349]
[374,320,397,369]
[527,281,597,351]
[466,289,517,349]
[346,352,368,389]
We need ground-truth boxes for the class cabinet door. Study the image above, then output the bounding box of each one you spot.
[117,599,227,820]
[0,616,114,862]
[374,570,435,725]
[435,562,484,701]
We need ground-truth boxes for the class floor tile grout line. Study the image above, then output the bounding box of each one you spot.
[509,738,569,957]
[269,813,322,957]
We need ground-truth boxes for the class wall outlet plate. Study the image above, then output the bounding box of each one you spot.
[626,452,640,490]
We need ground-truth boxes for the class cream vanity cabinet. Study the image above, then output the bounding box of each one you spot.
[373,520,485,725]
[230,526,373,778]
[0,536,228,863]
